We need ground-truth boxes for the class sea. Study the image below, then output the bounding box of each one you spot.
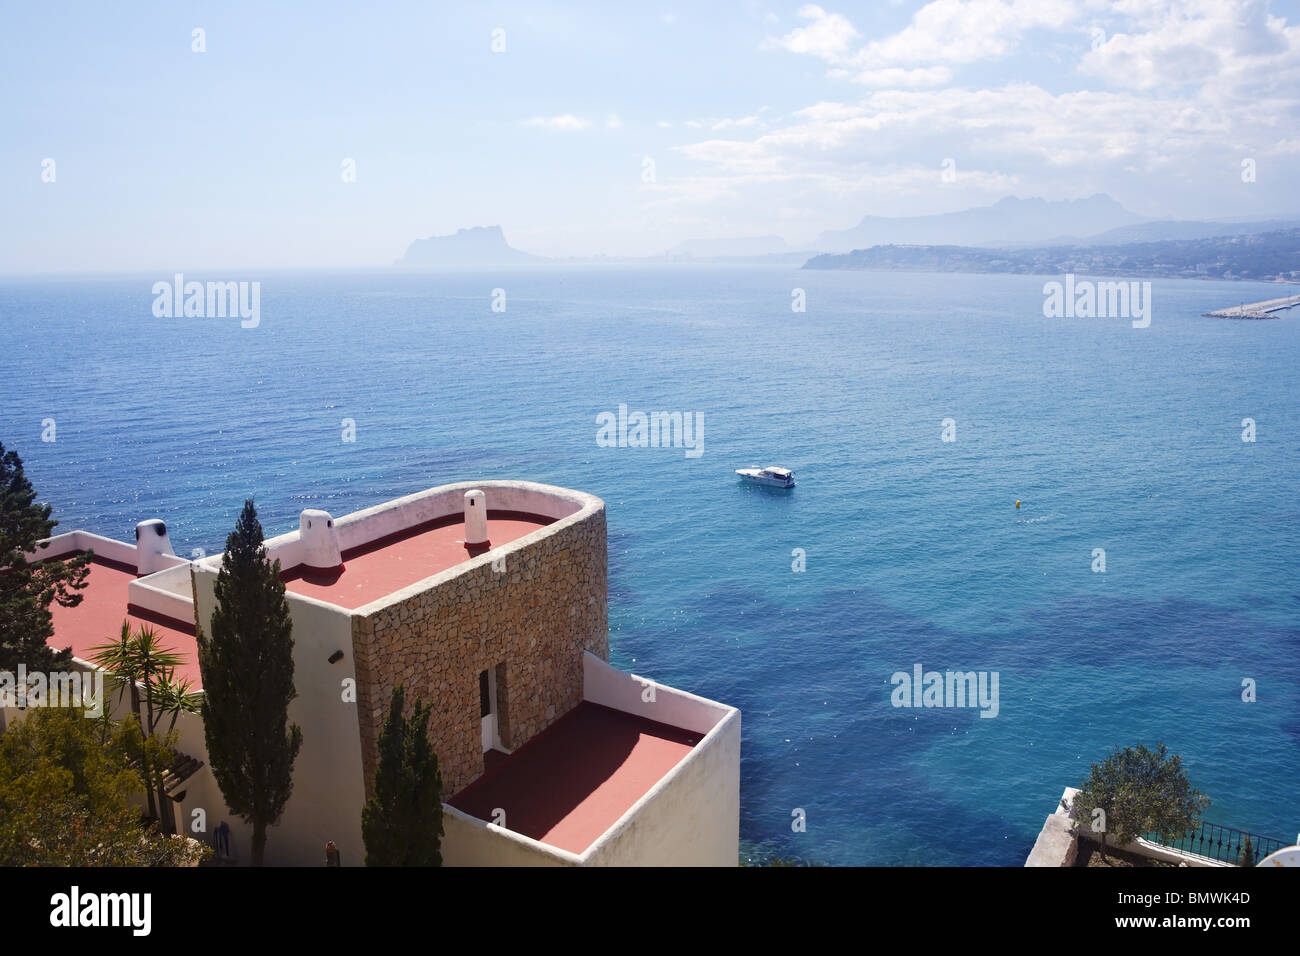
[1,266,1296,865]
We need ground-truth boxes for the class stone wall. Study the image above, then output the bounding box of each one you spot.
[1036,786,1235,868]
[350,501,608,797]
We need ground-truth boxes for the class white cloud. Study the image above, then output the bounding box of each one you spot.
[522,112,631,133]
[767,0,1082,86]
[665,75,1293,217]
[768,4,860,61]
[655,1,1300,233]
[1080,0,1300,95]
[838,66,954,87]
[711,115,762,130]
[523,114,593,131]
[859,0,1078,67]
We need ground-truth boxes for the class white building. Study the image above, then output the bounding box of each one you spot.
[10,480,740,866]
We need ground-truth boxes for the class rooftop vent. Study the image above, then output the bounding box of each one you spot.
[464,490,488,546]
[300,509,342,570]
[134,520,175,575]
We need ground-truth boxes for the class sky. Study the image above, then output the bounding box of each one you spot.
[1,0,1299,271]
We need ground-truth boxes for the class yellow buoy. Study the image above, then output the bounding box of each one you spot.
[1015,500,1021,508]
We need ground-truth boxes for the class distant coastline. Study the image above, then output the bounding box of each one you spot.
[802,228,1300,284]
[395,200,1300,281]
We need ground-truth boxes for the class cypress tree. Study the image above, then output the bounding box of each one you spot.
[1238,835,1256,867]
[362,685,444,866]
[196,499,303,866]
[0,441,90,673]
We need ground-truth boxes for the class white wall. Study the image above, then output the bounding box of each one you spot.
[581,653,741,866]
[584,718,741,866]
[330,480,589,557]
[29,530,139,568]
[190,566,368,866]
[583,652,732,736]
[128,562,194,622]
[441,806,580,867]
[8,530,367,867]
[29,529,188,580]
[24,528,191,623]
[438,655,742,867]
[201,480,598,583]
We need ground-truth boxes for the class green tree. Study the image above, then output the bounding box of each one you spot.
[0,705,208,866]
[0,441,90,672]
[1067,743,1211,860]
[196,499,302,866]
[362,685,444,866]
[89,621,200,833]
[1238,835,1256,867]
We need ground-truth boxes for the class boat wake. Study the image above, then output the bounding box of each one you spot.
[1016,512,1065,524]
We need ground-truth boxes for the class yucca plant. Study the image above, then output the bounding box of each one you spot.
[89,623,199,833]
[153,666,201,733]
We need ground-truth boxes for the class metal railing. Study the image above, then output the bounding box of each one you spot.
[1147,821,1287,866]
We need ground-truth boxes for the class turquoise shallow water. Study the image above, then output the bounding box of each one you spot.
[1,267,1296,865]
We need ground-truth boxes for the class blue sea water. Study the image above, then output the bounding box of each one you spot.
[1,267,1296,866]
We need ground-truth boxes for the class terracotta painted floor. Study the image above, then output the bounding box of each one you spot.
[282,514,551,610]
[451,702,703,855]
[46,555,201,687]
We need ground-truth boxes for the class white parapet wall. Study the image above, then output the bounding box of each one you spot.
[23,528,193,664]
[580,653,741,867]
[128,561,196,623]
[441,806,581,867]
[582,651,733,736]
[29,529,188,583]
[441,654,742,867]
[29,530,141,568]
[1025,789,1081,867]
[226,480,594,580]
[332,480,588,559]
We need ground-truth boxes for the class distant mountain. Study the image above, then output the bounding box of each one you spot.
[1080,218,1300,245]
[802,228,1300,283]
[667,235,789,258]
[813,194,1142,252]
[397,226,544,267]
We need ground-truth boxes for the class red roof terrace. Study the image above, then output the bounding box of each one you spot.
[281,511,551,610]
[46,552,201,687]
[451,702,703,854]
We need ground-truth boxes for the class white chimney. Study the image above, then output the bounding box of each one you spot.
[300,509,342,570]
[134,519,175,575]
[464,490,488,546]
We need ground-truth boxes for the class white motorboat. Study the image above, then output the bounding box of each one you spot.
[735,465,796,488]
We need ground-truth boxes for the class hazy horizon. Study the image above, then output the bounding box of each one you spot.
[4,0,1300,273]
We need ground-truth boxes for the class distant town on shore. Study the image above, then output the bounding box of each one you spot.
[396,194,1300,283]
[803,228,1300,283]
